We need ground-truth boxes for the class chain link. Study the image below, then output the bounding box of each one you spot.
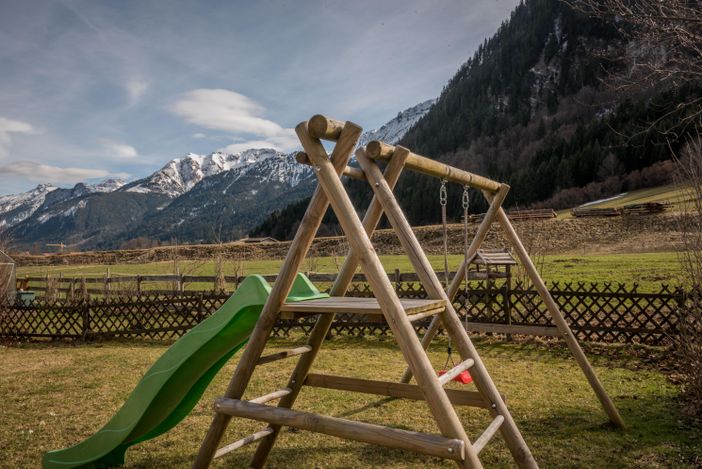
[462,185,470,210]
[439,179,447,206]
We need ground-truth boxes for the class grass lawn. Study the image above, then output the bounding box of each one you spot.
[17,251,682,292]
[1,336,699,468]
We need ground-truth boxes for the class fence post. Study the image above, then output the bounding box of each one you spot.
[503,278,512,341]
[394,269,401,294]
[136,275,142,296]
[82,299,90,341]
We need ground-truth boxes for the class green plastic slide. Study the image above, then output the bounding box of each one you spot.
[43,274,327,469]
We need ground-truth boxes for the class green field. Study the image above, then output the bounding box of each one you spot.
[17,251,683,292]
[1,336,699,468]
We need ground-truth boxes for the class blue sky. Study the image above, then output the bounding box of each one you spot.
[0,0,519,195]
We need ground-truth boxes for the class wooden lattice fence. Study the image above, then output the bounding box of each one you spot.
[1,276,687,345]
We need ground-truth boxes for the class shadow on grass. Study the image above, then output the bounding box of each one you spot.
[114,389,702,469]
[521,391,702,467]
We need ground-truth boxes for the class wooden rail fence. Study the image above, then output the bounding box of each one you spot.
[1,273,688,345]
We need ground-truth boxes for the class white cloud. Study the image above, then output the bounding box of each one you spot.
[170,89,298,151]
[0,117,36,156]
[192,132,207,139]
[0,161,112,184]
[220,141,280,153]
[98,139,138,158]
[125,78,149,105]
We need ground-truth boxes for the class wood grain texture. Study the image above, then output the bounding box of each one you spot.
[296,151,366,180]
[306,143,478,467]
[193,119,362,469]
[214,428,274,459]
[304,373,498,408]
[249,126,408,468]
[365,140,501,192]
[493,203,625,429]
[257,346,312,365]
[357,149,537,469]
[280,297,446,315]
[308,114,345,141]
[215,398,466,461]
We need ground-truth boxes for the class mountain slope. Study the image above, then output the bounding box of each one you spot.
[122,150,276,198]
[8,191,170,249]
[252,0,697,238]
[1,100,432,250]
[124,152,315,244]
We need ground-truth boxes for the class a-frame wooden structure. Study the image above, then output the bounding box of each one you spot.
[193,115,624,468]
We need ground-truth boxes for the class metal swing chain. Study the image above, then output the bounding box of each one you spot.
[439,179,449,289]
[462,185,470,332]
[439,179,456,369]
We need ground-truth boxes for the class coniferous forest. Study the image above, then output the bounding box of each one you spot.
[252,0,700,239]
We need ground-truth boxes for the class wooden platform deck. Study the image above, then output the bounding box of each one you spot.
[279,296,446,319]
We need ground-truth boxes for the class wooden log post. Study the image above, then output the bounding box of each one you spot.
[193,118,363,469]
[303,145,485,468]
[492,203,625,429]
[356,149,537,468]
[249,127,410,468]
[366,141,502,192]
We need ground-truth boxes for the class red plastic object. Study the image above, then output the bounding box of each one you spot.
[438,369,473,384]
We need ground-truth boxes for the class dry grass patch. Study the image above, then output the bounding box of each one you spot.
[1,337,700,468]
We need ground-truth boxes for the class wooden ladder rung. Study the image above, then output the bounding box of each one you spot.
[438,359,475,386]
[305,373,500,408]
[406,307,444,322]
[214,427,274,459]
[473,415,505,454]
[249,388,292,405]
[257,345,312,365]
[214,398,466,461]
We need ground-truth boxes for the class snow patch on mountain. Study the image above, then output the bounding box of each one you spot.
[0,183,58,229]
[358,99,435,148]
[125,149,278,197]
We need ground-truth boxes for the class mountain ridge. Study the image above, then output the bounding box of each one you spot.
[1,100,432,251]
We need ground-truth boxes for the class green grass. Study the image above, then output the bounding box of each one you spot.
[1,337,699,468]
[17,251,682,291]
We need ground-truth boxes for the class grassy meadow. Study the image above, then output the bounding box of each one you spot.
[17,251,682,292]
[2,335,700,468]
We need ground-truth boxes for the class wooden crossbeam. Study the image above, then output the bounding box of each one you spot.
[214,398,467,462]
[304,373,500,408]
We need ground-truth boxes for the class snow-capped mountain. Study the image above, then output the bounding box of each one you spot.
[0,183,58,229]
[0,179,127,231]
[1,99,434,249]
[123,149,278,198]
[89,178,125,193]
[358,99,435,149]
[129,152,316,242]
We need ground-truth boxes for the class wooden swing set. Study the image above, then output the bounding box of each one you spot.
[192,115,624,468]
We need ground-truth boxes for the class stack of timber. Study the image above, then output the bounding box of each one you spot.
[470,208,556,223]
[505,208,557,221]
[571,207,621,217]
[621,202,670,215]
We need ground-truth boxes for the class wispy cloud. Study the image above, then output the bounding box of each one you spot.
[170,89,298,151]
[125,78,148,105]
[0,117,35,157]
[221,140,281,153]
[97,139,138,158]
[0,161,115,184]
